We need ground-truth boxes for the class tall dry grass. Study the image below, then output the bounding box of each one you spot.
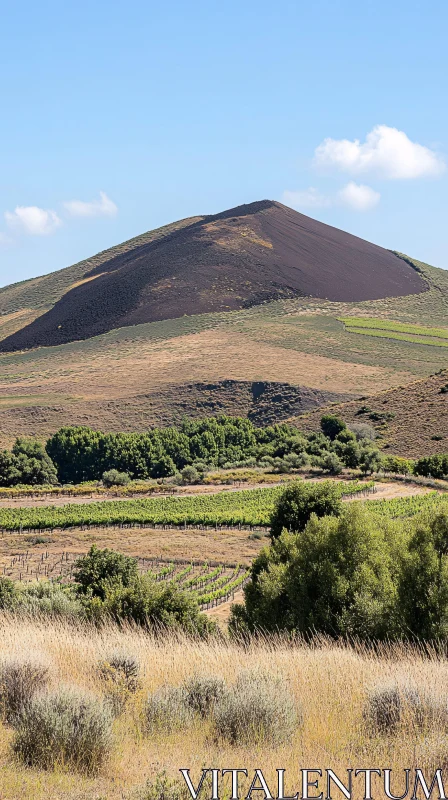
[0,614,448,799]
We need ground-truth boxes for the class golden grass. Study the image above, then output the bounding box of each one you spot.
[1,618,448,798]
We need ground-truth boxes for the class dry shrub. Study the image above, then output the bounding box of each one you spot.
[183,673,226,717]
[213,669,300,745]
[0,658,49,723]
[133,771,191,800]
[12,688,113,774]
[364,682,448,735]
[144,686,193,734]
[97,651,141,715]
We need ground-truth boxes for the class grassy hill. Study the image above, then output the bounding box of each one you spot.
[0,202,447,453]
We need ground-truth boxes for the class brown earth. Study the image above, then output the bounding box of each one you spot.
[0,200,426,352]
[290,370,448,458]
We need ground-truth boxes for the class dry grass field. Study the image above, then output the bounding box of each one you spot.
[0,619,448,800]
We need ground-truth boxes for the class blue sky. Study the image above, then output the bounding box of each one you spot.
[0,0,447,287]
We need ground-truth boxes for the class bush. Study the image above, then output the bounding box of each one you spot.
[98,652,140,715]
[233,504,400,637]
[74,545,139,600]
[269,480,343,538]
[320,415,347,441]
[0,577,17,610]
[320,452,343,475]
[213,670,299,745]
[144,686,193,734]
[0,659,49,723]
[92,574,216,636]
[364,683,448,735]
[102,469,131,488]
[134,771,192,800]
[15,581,84,618]
[12,688,113,774]
[183,673,226,717]
[349,423,377,441]
[180,465,200,485]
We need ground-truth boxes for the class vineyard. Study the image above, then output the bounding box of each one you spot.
[1,550,250,609]
[340,316,448,348]
[366,491,448,518]
[0,481,374,532]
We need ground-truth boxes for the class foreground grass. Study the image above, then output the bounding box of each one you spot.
[0,617,448,799]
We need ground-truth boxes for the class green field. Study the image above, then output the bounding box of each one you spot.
[340,316,448,348]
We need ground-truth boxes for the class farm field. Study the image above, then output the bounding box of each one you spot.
[340,316,448,347]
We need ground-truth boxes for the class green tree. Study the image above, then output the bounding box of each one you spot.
[269,480,343,539]
[231,505,400,639]
[73,546,139,600]
[398,511,448,639]
[320,415,347,441]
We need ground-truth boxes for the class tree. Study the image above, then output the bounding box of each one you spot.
[269,480,343,539]
[231,505,399,639]
[398,512,448,639]
[320,415,347,441]
[102,469,131,488]
[0,439,58,487]
[73,546,139,600]
[320,452,343,475]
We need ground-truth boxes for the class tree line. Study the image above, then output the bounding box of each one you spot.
[0,413,446,487]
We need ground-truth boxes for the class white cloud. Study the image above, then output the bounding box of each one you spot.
[314,124,445,179]
[283,182,380,213]
[63,191,118,218]
[5,206,62,236]
[282,188,332,209]
[338,182,380,211]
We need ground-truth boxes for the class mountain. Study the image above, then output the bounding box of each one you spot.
[0,200,426,352]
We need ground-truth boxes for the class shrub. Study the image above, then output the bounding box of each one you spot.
[181,465,200,485]
[269,480,343,538]
[349,423,377,441]
[233,504,400,637]
[0,577,18,610]
[102,469,131,488]
[15,581,84,618]
[74,545,139,600]
[134,771,192,800]
[0,659,49,723]
[364,683,448,735]
[12,688,113,774]
[320,415,347,440]
[98,652,140,715]
[144,686,193,734]
[90,574,215,636]
[183,673,226,717]
[213,670,299,745]
[320,452,343,475]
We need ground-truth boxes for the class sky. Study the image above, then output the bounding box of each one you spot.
[0,0,447,287]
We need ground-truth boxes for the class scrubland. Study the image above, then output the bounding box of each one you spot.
[0,618,448,799]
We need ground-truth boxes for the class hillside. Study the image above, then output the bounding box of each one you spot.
[0,200,426,352]
[289,369,448,458]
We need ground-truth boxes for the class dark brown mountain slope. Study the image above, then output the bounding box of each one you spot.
[0,200,426,352]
